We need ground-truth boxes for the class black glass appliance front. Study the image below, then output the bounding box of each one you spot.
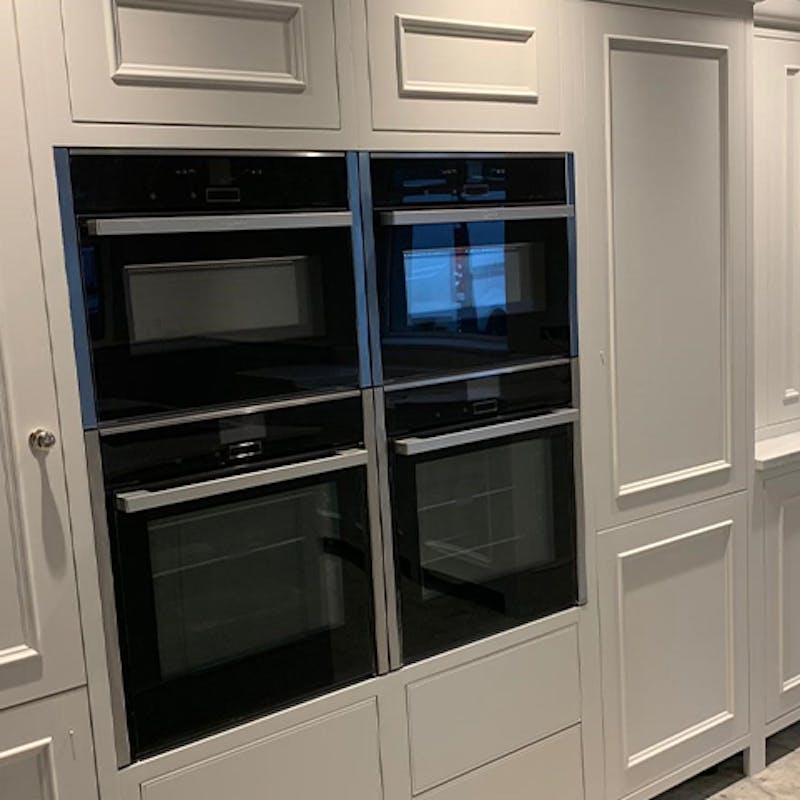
[100,397,377,759]
[386,368,578,664]
[68,153,361,425]
[370,155,574,382]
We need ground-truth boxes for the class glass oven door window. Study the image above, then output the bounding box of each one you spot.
[378,218,571,381]
[392,425,578,664]
[80,226,359,422]
[111,467,375,759]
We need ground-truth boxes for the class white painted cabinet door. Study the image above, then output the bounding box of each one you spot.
[581,4,748,530]
[764,470,800,723]
[59,0,346,129]
[363,0,561,134]
[597,494,749,799]
[0,689,97,800]
[754,33,800,432]
[0,0,85,711]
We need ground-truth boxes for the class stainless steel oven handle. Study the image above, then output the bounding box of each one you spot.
[115,448,369,514]
[393,409,580,456]
[379,204,574,227]
[87,211,353,237]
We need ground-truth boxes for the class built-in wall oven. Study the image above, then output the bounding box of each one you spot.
[380,363,580,665]
[361,153,576,384]
[60,151,368,427]
[84,394,381,762]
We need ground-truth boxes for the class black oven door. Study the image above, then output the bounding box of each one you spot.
[390,411,579,664]
[108,449,377,760]
[77,213,361,423]
[374,209,574,382]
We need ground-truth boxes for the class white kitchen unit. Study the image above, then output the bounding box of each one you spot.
[0,0,86,713]
[597,493,749,800]
[760,467,800,725]
[0,689,98,800]
[358,0,561,135]
[580,1,750,532]
[59,0,350,130]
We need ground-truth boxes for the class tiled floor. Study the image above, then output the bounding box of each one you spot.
[654,724,800,799]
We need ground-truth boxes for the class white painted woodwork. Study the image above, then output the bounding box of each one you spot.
[406,625,580,793]
[597,493,749,798]
[138,699,382,800]
[754,32,800,437]
[0,689,97,800]
[363,0,561,134]
[582,3,748,529]
[756,431,800,470]
[763,470,800,722]
[59,0,344,129]
[417,725,584,800]
[0,0,85,711]
[756,0,800,28]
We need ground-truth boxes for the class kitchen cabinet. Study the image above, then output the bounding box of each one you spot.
[754,28,800,435]
[0,0,85,712]
[597,493,749,799]
[360,0,562,134]
[763,469,800,723]
[580,2,749,530]
[0,689,98,800]
[59,0,349,130]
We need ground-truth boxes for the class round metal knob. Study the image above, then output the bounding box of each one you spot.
[29,428,57,452]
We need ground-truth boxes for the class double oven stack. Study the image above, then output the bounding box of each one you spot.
[58,150,582,766]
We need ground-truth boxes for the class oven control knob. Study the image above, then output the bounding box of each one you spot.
[29,428,57,452]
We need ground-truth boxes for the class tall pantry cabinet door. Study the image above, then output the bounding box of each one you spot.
[763,470,800,723]
[59,0,346,129]
[0,690,97,800]
[581,4,749,531]
[754,33,800,432]
[597,494,749,799]
[0,0,85,710]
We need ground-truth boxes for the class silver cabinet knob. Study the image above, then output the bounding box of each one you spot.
[29,428,57,452]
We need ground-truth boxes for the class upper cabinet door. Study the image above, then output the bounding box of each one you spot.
[363,0,561,134]
[754,34,800,432]
[581,4,748,530]
[59,0,345,129]
[0,0,85,710]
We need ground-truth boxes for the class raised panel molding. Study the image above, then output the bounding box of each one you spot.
[616,521,735,768]
[605,35,733,502]
[108,0,309,92]
[598,494,748,797]
[0,342,42,677]
[0,737,56,799]
[394,15,538,103]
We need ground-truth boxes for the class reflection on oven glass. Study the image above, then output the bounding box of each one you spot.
[415,438,555,601]
[148,483,344,679]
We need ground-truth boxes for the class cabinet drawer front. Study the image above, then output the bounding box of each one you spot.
[407,625,580,793]
[141,700,383,800]
[419,726,584,800]
[365,0,561,134]
[60,0,342,129]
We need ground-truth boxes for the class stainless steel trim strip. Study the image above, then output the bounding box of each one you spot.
[379,204,574,226]
[363,390,389,674]
[116,448,369,513]
[357,152,384,385]
[369,152,568,160]
[384,359,572,393]
[571,360,587,606]
[394,408,580,456]
[348,153,373,388]
[98,389,362,437]
[373,388,402,670]
[87,211,353,237]
[84,431,132,767]
[70,148,343,158]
